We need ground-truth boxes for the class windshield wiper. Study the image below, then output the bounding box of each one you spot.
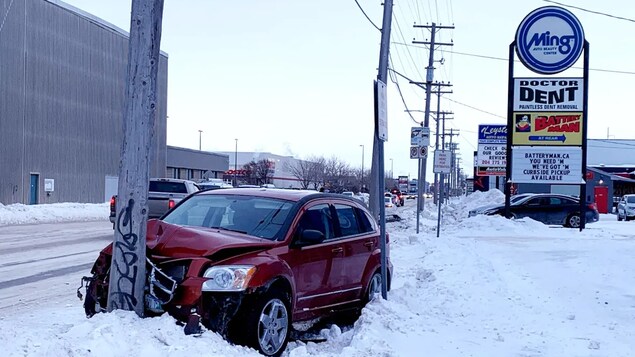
[209,226,247,234]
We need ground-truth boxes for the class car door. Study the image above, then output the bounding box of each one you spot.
[542,197,567,225]
[514,197,546,222]
[330,202,378,304]
[285,202,339,316]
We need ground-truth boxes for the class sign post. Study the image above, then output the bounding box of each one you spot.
[506,6,588,230]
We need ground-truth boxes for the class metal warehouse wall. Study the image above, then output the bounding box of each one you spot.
[166,146,229,172]
[0,0,168,204]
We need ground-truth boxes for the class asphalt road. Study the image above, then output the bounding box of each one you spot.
[0,220,113,316]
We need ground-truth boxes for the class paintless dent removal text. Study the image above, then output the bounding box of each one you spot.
[517,80,580,110]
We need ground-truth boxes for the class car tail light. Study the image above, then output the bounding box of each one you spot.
[588,203,597,211]
[168,199,176,209]
[110,195,116,210]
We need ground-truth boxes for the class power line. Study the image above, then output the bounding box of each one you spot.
[543,0,635,23]
[392,42,635,75]
[388,56,420,125]
[443,97,507,120]
[0,0,15,36]
[353,0,380,31]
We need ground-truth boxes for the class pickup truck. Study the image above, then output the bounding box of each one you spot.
[109,178,200,227]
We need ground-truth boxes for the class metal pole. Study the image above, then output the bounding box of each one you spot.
[437,172,443,237]
[198,130,202,151]
[580,40,590,231]
[375,0,393,300]
[360,144,365,192]
[234,138,238,186]
[504,43,515,219]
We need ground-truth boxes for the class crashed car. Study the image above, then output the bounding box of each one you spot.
[82,188,391,356]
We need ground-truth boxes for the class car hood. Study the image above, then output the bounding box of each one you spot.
[146,220,276,259]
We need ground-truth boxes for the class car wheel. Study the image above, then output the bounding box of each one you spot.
[363,271,382,305]
[236,288,290,357]
[567,213,581,228]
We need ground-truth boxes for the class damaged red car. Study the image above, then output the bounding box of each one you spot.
[83,188,391,356]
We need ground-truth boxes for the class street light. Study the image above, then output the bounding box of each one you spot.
[389,158,393,179]
[198,130,203,151]
[234,139,238,187]
[360,144,365,192]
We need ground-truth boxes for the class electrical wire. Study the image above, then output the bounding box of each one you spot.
[353,0,380,31]
[392,42,635,75]
[0,0,15,36]
[388,57,421,125]
[543,0,635,23]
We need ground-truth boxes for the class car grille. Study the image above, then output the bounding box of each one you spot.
[146,258,178,305]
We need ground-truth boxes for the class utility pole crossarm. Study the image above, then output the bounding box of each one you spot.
[413,24,456,29]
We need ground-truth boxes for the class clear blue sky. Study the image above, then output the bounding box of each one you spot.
[63,0,635,179]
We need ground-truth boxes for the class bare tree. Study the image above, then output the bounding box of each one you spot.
[284,158,313,189]
[243,159,274,185]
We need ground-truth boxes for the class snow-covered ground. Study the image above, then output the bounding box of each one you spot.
[1,192,634,357]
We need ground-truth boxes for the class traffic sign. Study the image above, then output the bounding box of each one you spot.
[410,146,418,159]
[419,146,428,158]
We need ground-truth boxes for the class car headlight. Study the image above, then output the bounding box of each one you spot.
[201,265,256,292]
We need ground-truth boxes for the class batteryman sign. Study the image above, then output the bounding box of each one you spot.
[515,6,584,75]
[512,112,583,146]
[511,146,582,184]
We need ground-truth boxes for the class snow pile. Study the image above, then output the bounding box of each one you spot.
[0,202,108,226]
[1,195,635,357]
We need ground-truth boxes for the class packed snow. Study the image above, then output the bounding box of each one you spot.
[0,202,108,226]
[1,191,634,356]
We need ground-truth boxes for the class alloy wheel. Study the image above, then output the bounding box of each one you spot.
[258,299,288,355]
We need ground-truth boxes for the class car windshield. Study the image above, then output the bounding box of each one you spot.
[627,196,635,204]
[384,197,391,203]
[162,194,294,240]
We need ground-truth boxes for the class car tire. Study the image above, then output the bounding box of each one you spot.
[234,288,290,357]
[363,271,382,305]
[566,213,581,228]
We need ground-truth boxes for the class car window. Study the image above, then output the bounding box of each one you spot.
[295,204,335,241]
[149,181,187,193]
[334,204,362,237]
[357,208,375,233]
[548,197,562,205]
[526,198,543,206]
[627,196,635,204]
[162,194,294,240]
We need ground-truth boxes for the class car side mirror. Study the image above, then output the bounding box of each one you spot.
[292,229,325,248]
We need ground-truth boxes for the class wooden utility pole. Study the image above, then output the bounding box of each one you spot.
[108,0,165,317]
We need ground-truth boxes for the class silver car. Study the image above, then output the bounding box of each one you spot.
[617,194,635,221]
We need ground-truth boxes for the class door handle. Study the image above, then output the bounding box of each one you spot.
[364,241,374,248]
[331,247,344,254]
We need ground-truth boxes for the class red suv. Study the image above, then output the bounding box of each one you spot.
[83,188,391,356]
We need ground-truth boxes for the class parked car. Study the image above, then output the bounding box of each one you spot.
[468,193,536,217]
[84,189,391,356]
[469,193,599,228]
[109,178,200,228]
[384,196,394,208]
[617,194,635,221]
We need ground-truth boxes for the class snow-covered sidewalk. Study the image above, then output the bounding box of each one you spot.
[1,192,634,356]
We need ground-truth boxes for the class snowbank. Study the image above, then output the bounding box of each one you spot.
[0,202,108,226]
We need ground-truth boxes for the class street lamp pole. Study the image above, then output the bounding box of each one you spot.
[389,158,393,179]
[360,144,365,192]
[198,130,203,151]
[234,139,238,187]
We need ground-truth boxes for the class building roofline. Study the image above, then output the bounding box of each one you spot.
[167,145,230,159]
[45,0,169,58]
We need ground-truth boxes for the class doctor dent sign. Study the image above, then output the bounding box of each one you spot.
[515,6,584,74]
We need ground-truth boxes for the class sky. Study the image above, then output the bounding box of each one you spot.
[2,194,635,356]
[60,0,635,179]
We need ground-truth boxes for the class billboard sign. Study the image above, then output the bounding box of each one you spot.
[512,112,582,146]
[477,143,506,176]
[515,6,585,75]
[511,146,583,184]
[478,124,507,144]
[513,78,583,111]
